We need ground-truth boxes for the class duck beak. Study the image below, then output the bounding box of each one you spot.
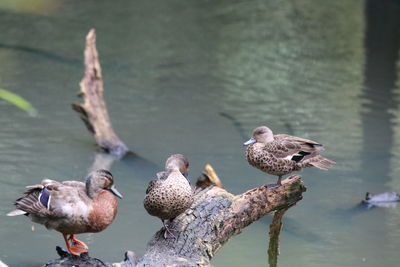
[109,185,123,199]
[243,137,256,146]
[182,172,190,182]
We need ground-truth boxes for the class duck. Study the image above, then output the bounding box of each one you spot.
[362,192,400,209]
[7,169,122,255]
[143,154,193,238]
[244,126,335,186]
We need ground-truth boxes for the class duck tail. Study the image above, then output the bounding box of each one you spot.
[7,209,27,216]
[306,155,335,170]
[10,186,49,216]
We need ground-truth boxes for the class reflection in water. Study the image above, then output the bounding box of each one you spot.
[282,217,330,245]
[0,0,400,266]
[217,0,364,172]
[363,0,400,185]
[364,1,400,265]
[89,153,117,172]
[219,112,248,141]
[0,43,80,66]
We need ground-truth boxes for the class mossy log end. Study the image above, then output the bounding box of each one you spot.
[72,29,129,158]
[43,172,306,267]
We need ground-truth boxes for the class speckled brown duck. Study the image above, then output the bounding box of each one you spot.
[244,126,335,186]
[143,154,193,238]
[7,169,122,255]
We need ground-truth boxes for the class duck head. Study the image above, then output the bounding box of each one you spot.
[86,169,123,199]
[244,126,274,145]
[165,154,189,179]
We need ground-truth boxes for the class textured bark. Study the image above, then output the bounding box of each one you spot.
[72,29,129,158]
[196,164,223,189]
[44,171,306,267]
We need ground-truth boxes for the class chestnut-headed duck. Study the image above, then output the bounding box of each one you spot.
[7,169,122,255]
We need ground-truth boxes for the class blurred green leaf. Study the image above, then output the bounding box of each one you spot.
[0,88,38,116]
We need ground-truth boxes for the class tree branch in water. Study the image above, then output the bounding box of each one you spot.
[72,29,129,158]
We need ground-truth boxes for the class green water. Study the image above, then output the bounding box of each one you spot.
[1,0,400,266]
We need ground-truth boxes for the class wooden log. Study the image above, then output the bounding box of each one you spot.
[72,29,129,158]
[43,170,306,267]
[196,164,223,189]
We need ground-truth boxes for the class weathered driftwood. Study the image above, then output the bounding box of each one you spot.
[44,171,305,267]
[196,164,223,189]
[72,29,129,158]
[43,247,108,267]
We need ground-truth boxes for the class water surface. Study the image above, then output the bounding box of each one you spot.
[0,0,399,266]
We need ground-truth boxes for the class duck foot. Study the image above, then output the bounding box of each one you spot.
[69,243,89,255]
[55,246,91,258]
[265,184,280,189]
[162,221,177,239]
[265,176,282,189]
[63,234,89,256]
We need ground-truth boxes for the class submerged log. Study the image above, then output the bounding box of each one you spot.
[44,170,306,267]
[72,29,129,158]
[268,207,290,267]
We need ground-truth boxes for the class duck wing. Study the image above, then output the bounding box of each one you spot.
[9,179,88,218]
[271,134,324,161]
[61,180,85,187]
[8,181,56,217]
[145,180,157,194]
[275,134,322,146]
[145,170,176,194]
[145,171,166,194]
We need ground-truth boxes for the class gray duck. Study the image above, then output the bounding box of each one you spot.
[143,154,193,238]
[7,169,122,255]
[244,126,335,186]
